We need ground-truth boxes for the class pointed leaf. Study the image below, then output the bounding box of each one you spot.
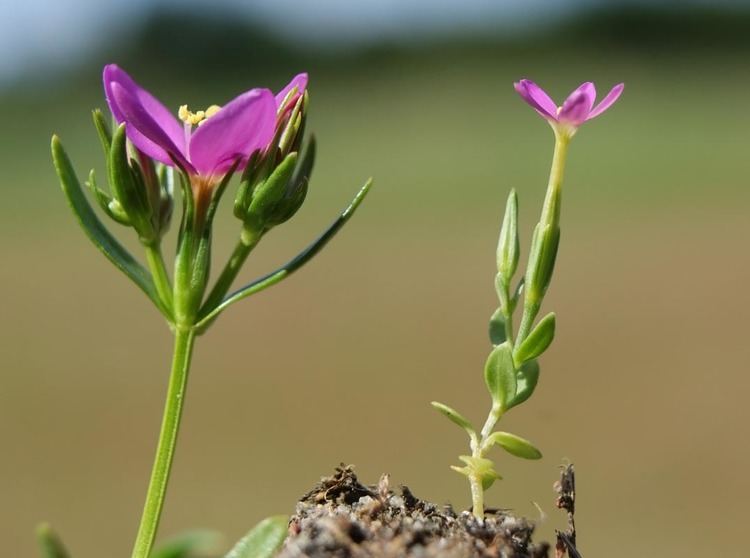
[486,431,542,460]
[36,524,70,558]
[506,359,540,409]
[195,179,373,330]
[489,307,507,346]
[92,109,112,157]
[496,189,519,283]
[484,342,517,411]
[431,401,476,438]
[515,312,556,364]
[225,516,288,558]
[51,136,165,314]
[152,530,221,558]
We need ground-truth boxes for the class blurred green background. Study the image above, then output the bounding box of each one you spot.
[2,2,749,557]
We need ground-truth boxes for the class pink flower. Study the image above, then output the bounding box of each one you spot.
[103,65,308,181]
[514,79,624,136]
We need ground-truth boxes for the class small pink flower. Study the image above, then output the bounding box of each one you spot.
[514,79,623,136]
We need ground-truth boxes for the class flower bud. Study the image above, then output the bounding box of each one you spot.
[109,124,156,243]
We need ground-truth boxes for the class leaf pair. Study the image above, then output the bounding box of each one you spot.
[484,342,542,411]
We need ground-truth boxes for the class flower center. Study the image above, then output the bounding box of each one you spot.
[178,104,221,127]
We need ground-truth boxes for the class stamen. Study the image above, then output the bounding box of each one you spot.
[178,104,209,126]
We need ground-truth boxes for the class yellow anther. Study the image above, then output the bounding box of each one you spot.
[205,105,221,118]
[178,104,204,125]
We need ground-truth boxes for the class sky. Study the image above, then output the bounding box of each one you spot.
[1,0,744,87]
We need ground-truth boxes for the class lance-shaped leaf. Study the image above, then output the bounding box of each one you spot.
[431,401,477,439]
[514,312,556,364]
[484,342,517,411]
[225,516,288,558]
[85,169,130,225]
[36,524,70,558]
[195,179,373,330]
[486,431,542,460]
[51,136,166,315]
[506,359,540,410]
[496,189,519,284]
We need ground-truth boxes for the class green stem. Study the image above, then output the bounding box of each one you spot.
[200,229,262,317]
[469,473,484,519]
[144,243,174,316]
[131,327,196,558]
[539,133,569,228]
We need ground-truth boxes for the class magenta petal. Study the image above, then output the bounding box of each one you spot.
[514,79,558,120]
[587,83,624,120]
[109,82,192,170]
[558,82,596,126]
[275,72,309,108]
[189,88,276,176]
[103,65,186,165]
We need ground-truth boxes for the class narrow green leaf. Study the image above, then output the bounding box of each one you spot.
[507,359,540,409]
[431,401,476,438]
[36,524,70,558]
[514,312,556,364]
[51,136,165,314]
[486,431,542,460]
[152,530,221,558]
[92,109,112,157]
[488,307,507,346]
[483,342,517,410]
[225,516,288,558]
[195,179,373,330]
[496,189,519,283]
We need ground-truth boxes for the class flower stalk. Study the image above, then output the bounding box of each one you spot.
[132,326,195,558]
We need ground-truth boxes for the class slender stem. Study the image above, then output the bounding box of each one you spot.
[469,473,484,519]
[131,327,196,558]
[144,243,174,316]
[539,133,569,228]
[200,229,262,317]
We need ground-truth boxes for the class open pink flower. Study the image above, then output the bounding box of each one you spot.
[514,79,624,136]
[103,65,307,181]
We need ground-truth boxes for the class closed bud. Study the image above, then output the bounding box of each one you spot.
[108,124,156,243]
[524,222,560,305]
[496,189,519,286]
[244,152,299,230]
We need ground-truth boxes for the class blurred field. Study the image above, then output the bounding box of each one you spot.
[2,17,750,558]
